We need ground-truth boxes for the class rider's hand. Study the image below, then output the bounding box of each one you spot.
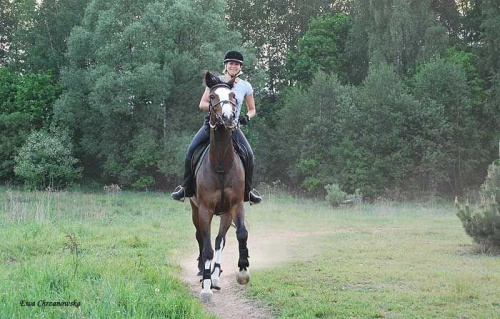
[239,115,250,126]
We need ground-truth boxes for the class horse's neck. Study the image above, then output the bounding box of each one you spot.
[209,128,234,171]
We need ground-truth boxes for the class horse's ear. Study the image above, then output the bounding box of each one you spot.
[205,71,219,89]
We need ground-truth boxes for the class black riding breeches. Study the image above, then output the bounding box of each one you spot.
[231,129,255,199]
[182,125,210,195]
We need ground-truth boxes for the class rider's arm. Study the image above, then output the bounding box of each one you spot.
[199,87,210,112]
[244,93,256,119]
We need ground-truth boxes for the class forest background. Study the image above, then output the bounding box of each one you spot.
[1,0,499,200]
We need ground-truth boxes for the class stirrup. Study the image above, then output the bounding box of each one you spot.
[249,189,262,205]
[171,185,186,202]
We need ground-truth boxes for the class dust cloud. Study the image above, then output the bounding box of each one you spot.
[179,225,303,319]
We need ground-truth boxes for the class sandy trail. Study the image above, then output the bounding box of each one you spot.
[180,225,297,319]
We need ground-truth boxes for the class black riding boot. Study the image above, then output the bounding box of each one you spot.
[171,164,194,202]
[244,160,262,204]
[171,124,210,201]
[233,129,262,205]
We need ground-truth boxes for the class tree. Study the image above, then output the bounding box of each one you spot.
[0,68,61,181]
[456,0,483,46]
[285,13,353,86]
[480,0,500,78]
[456,157,500,253]
[350,0,449,77]
[0,0,35,65]
[409,57,484,194]
[271,72,354,194]
[343,63,417,197]
[0,0,15,64]
[14,129,81,189]
[226,0,350,94]
[55,0,245,188]
[22,0,91,75]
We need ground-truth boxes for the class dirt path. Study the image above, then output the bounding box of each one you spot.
[180,228,298,319]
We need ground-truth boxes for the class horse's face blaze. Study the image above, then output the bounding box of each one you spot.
[212,87,236,127]
[205,71,236,129]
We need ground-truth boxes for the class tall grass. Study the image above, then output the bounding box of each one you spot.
[2,187,499,318]
[1,186,213,319]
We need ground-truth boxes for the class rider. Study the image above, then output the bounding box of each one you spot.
[171,50,262,205]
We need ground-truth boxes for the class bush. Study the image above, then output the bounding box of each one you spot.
[14,129,81,189]
[325,183,347,207]
[456,160,500,252]
[482,159,500,203]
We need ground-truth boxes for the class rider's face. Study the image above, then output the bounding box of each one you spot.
[225,61,242,76]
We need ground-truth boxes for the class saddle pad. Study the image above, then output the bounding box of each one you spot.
[194,145,210,177]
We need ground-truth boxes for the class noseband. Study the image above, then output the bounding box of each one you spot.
[209,84,237,131]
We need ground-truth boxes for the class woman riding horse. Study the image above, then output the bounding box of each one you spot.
[191,72,251,301]
[171,51,262,205]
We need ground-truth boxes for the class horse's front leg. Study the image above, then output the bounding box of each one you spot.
[199,205,214,301]
[211,214,231,289]
[234,203,250,285]
[190,200,203,276]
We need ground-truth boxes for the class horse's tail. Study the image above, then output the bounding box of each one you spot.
[231,217,249,230]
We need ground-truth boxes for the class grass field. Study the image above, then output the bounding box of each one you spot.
[1,187,499,318]
[246,196,500,318]
[0,187,212,318]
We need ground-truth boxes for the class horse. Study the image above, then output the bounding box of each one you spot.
[189,71,250,302]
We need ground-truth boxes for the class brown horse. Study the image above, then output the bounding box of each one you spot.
[189,71,250,301]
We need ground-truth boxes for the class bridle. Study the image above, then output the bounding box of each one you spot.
[208,84,237,131]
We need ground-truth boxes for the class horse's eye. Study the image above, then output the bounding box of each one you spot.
[210,94,215,99]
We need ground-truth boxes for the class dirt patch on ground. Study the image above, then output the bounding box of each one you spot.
[180,226,300,319]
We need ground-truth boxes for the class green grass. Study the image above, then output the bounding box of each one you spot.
[246,198,500,318]
[1,187,213,319]
[2,187,499,318]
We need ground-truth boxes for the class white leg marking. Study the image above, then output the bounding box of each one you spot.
[212,238,224,287]
[214,238,224,264]
[200,259,213,301]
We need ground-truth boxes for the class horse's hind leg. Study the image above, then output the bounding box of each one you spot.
[234,203,250,285]
[211,214,232,289]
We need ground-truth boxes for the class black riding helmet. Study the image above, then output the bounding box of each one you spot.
[223,51,244,65]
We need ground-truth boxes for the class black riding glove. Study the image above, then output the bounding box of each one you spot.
[239,115,250,126]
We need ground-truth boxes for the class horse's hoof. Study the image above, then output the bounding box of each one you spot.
[211,277,221,288]
[200,290,213,302]
[236,269,250,285]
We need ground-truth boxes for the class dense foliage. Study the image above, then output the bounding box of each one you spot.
[0,68,61,181]
[1,0,499,197]
[14,129,81,189]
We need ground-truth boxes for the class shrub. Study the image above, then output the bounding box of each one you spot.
[14,129,81,189]
[325,183,347,207]
[456,160,500,252]
[481,159,500,203]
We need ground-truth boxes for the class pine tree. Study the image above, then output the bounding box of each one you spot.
[456,144,500,253]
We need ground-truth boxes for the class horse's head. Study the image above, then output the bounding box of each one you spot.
[205,71,236,130]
